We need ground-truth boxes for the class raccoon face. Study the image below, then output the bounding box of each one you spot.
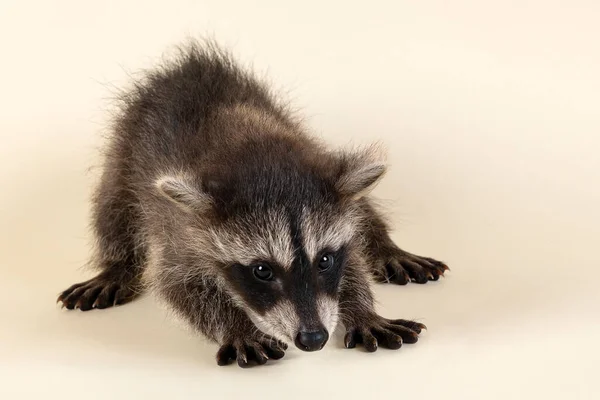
[156,144,386,351]
[213,205,355,351]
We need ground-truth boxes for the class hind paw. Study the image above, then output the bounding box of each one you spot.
[57,275,137,311]
[374,247,449,285]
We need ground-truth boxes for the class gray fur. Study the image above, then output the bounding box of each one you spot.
[57,39,449,368]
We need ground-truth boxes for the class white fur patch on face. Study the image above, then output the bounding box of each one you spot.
[301,206,357,262]
[206,208,295,268]
[317,295,339,336]
[246,300,299,344]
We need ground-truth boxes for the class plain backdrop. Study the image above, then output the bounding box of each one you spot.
[1,1,599,399]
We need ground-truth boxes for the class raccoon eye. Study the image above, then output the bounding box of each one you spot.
[253,264,273,281]
[318,254,334,272]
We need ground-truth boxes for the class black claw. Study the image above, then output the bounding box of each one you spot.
[57,283,82,303]
[216,344,236,366]
[363,336,378,352]
[392,267,410,285]
[78,286,103,311]
[264,345,285,360]
[350,329,378,352]
[57,276,138,311]
[400,259,429,283]
[346,316,424,353]
[95,285,119,309]
[384,263,397,282]
[375,247,449,286]
[249,345,268,365]
[236,345,249,368]
[344,330,357,349]
[374,329,403,350]
[388,319,425,334]
[218,336,286,367]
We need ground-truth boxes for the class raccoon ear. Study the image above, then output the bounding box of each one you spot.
[155,175,212,213]
[334,144,387,199]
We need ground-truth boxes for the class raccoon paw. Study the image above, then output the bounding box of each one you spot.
[216,336,288,368]
[343,316,425,352]
[374,247,449,285]
[57,274,138,311]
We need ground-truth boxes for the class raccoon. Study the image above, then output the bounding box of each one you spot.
[57,40,449,367]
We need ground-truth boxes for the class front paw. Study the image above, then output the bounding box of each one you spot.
[216,335,288,368]
[344,316,425,352]
[374,247,449,285]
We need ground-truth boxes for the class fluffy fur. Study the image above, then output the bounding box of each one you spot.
[57,39,449,368]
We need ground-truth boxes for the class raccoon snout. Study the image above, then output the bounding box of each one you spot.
[295,328,329,352]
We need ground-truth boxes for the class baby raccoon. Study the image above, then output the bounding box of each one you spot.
[57,40,448,367]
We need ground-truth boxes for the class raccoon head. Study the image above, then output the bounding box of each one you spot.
[156,142,386,351]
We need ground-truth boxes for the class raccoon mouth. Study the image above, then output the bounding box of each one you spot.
[294,328,329,352]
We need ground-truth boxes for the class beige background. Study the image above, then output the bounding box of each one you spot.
[1,1,599,399]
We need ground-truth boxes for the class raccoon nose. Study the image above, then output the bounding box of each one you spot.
[295,328,329,352]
